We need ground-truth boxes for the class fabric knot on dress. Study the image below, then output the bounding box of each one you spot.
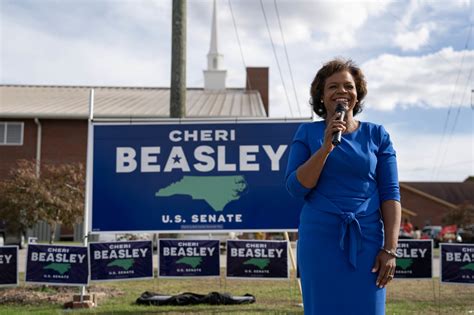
[339,212,363,269]
[341,212,356,224]
[308,190,380,269]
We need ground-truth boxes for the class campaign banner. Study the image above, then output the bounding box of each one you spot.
[26,244,88,286]
[159,239,220,277]
[441,243,474,284]
[226,240,288,279]
[0,246,18,287]
[395,240,432,279]
[91,121,305,232]
[89,241,153,282]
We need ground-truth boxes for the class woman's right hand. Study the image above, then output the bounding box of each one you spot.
[322,112,346,153]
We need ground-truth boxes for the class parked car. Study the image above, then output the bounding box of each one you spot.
[458,225,474,243]
[399,227,414,239]
[439,225,462,244]
[421,225,442,247]
[0,220,26,248]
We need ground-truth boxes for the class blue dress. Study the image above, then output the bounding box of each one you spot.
[285,121,400,315]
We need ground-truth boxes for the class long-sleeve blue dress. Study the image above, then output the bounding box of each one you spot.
[286,121,400,315]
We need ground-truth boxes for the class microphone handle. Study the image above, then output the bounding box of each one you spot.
[331,110,346,146]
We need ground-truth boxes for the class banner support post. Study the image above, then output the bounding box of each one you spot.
[80,89,95,301]
[283,232,302,299]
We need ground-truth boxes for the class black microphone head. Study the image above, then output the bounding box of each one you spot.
[335,103,347,113]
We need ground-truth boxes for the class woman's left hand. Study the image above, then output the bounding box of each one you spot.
[371,250,396,288]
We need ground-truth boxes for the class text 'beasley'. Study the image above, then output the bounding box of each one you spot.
[116,145,287,173]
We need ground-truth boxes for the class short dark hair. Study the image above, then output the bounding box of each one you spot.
[310,58,367,118]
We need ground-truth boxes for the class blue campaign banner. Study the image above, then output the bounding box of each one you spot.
[441,243,474,284]
[159,239,220,278]
[395,240,433,279]
[226,240,289,279]
[26,244,88,286]
[0,246,18,287]
[91,121,305,232]
[89,241,153,282]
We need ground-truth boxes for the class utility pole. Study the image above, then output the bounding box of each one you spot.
[170,0,187,118]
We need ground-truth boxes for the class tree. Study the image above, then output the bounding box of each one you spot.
[442,202,474,228]
[0,160,85,243]
[0,160,42,236]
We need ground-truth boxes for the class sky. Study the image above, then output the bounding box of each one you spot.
[1,0,473,182]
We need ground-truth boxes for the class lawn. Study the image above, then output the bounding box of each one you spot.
[1,271,473,315]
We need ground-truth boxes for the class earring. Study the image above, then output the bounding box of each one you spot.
[320,99,323,103]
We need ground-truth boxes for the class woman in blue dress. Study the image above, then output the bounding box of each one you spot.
[286,59,401,315]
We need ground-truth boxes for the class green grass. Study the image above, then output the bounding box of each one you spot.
[0,272,473,314]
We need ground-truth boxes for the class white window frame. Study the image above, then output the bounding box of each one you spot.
[0,122,24,146]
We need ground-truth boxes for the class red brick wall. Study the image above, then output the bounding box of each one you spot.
[0,118,87,179]
[246,67,269,116]
[400,187,450,227]
[0,119,37,178]
[41,119,87,166]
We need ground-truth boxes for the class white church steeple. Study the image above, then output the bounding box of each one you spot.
[204,0,227,90]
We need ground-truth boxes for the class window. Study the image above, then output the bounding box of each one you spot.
[0,122,24,145]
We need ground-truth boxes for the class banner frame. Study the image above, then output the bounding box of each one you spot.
[88,240,154,283]
[440,242,474,286]
[0,245,19,287]
[225,239,290,281]
[25,244,89,287]
[89,118,311,234]
[393,239,433,280]
[157,238,221,279]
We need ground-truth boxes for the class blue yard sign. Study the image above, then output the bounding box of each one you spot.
[395,240,433,279]
[0,246,18,287]
[90,120,305,232]
[159,239,220,278]
[226,240,289,279]
[25,244,88,286]
[440,243,474,284]
[89,240,153,282]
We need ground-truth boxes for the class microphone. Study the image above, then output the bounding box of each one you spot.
[331,103,347,146]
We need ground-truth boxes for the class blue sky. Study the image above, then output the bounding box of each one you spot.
[1,0,473,181]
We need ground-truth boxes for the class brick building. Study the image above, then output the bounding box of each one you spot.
[0,72,268,179]
[0,68,268,242]
[399,179,474,228]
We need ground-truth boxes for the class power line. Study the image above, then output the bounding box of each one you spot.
[431,49,467,178]
[435,67,473,179]
[259,0,294,117]
[432,23,472,179]
[273,0,301,117]
[228,0,252,90]
[379,7,473,179]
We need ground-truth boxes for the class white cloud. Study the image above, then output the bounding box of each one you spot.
[391,0,431,52]
[0,15,170,86]
[318,1,389,49]
[391,0,470,52]
[1,0,472,183]
[388,127,473,181]
[394,24,430,51]
[362,47,474,110]
[213,0,391,51]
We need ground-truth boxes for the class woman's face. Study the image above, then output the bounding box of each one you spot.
[322,70,358,118]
